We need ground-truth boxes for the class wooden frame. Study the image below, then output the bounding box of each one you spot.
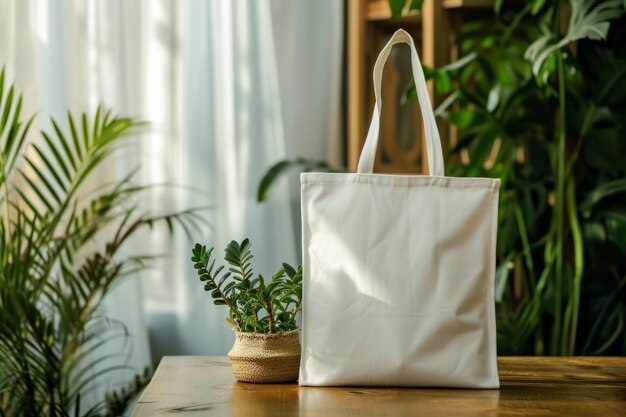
[346,0,492,173]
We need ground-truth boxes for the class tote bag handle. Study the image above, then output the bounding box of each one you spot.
[357,29,445,177]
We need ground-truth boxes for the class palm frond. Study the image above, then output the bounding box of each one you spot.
[0,71,205,416]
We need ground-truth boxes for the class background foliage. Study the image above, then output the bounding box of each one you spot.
[441,0,626,355]
[258,0,626,355]
[0,70,202,416]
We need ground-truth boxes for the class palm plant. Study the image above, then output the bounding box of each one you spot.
[0,69,202,416]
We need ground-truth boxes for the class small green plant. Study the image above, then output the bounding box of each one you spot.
[190,239,302,334]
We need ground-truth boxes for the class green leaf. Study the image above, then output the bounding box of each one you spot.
[486,85,501,113]
[0,67,4,105]
[223,281,236,293]
[30,142,68,192]
[51,118,77,171]
[406,53,477,100]
[282,263,297,279]
[224,318,239,330]
[245,317,262,330]
[440,52,478,72]
[494,0,503,14]
[67,112,83,159]
[257,158,340,202]
[603,211,626,253]
[434,71,452,94]
[1,85,14,131]
[219,273,230,286]
[467,124,498,176]
[445,109,486,130]
[389,0,406,18]
[495,262,513,303]
[23,156,62,205]
[409,0,423,12]
[581,179,626,216]
[531,0,547,15]
[525,0,624,75]
[41,131,72,182]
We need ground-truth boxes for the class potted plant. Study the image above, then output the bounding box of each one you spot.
[190,239,302,383]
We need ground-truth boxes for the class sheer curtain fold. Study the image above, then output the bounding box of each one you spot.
[0,0,342,380]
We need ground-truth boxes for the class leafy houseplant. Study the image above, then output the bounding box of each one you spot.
[437,0,626,356]
[257,0,626,356]
[0,68,200,416]
[191,239,303,383]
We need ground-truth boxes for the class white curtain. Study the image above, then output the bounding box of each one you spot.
[0,0,342,394]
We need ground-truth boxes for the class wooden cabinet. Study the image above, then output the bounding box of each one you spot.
[346,0,492,173]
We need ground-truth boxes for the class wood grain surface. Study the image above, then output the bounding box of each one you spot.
[132,356,626,416]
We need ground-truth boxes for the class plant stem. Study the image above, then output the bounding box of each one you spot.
[501,2,532,45]
[289,300,301,328]
[581,275,626,354]
[566,178,583,355]
[551,49,567,355]
[204,272,240,323]
[265,300,275,334]
[238,261,259,332]
[0,154,11,238]
[252,308,260,333]
[514,201,537,288]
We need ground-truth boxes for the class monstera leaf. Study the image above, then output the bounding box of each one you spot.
[525,0,624,75]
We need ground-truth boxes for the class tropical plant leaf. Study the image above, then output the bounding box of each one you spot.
[525,0,624,75]
[581,179,626,216]
[256,158,342,202]
[409,0,423,12]
[389,0,407,18]
[0,70,201,415]
[531,0,548,15]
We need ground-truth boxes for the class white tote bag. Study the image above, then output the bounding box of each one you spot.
[299,29,500,388]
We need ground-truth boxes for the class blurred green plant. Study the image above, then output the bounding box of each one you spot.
[0,69,203,416]
[388,0,423,18]
[191,239,302,334]
[443,0,626,356]
[256,158,344,202]
[102,367,152,417]
[257,0,626,355]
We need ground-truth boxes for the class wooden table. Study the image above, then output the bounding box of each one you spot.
[132,356,626,416]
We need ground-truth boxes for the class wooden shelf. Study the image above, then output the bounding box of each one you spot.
[366,0,492,20]
[366,0,422,21]
[442,0,493,9]
[347,0,494,174]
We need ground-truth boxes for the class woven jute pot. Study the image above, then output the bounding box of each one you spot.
[227,330,301,383]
